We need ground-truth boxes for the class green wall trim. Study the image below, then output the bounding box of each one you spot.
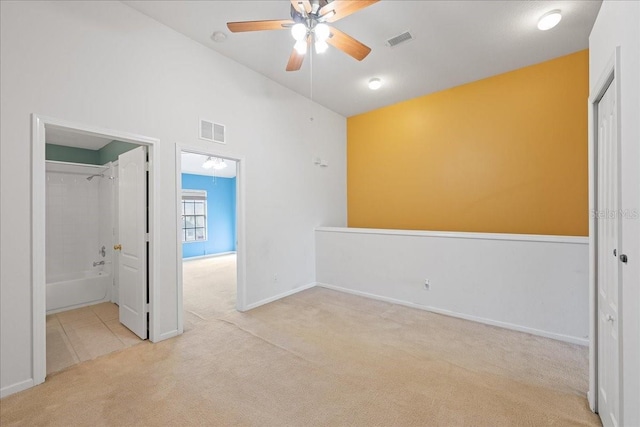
[45,144,100,165]
[45,140,138,165]
[98,140,138,164]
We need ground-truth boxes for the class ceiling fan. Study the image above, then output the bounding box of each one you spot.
[227,0,379,72]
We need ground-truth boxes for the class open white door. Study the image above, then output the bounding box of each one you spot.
[596,79,620,427]
[117,146,148,339]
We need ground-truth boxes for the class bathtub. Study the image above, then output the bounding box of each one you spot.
[46,270,112,314]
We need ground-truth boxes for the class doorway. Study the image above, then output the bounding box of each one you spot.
[44,156,143,374]
[176,146,245,334]
[31,115,159,386]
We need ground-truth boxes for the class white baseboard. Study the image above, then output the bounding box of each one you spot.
[182,251,236,261]
[155,329,179,342]
[243,282,317,311]
[1,378,35,398]
[587,390,595,412]
[317,283,589,346]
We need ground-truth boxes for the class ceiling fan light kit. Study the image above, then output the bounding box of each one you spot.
[294,39,308,54]
[291,22,307,40]
[202,157,228,170]
[315,40,329,54]
[226,0,379,71]
[314,22,330,41]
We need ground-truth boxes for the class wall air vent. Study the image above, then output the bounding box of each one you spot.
[386,31,414,48]
[199,119,226,144]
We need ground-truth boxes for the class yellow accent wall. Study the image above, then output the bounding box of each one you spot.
[347,50,589,236]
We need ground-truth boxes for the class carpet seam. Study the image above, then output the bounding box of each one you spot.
[215,317,315,364]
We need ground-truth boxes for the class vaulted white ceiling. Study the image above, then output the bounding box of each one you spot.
[124,0,601,117]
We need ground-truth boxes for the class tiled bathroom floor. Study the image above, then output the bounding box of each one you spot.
[46,302,144,375]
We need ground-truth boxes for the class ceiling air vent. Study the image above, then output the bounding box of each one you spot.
[386,31,413,48]
[199,119,226,144]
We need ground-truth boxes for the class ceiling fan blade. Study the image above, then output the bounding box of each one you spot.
[319,0,379,23]
[227,19,294,33]
[327,27,371,61]
[286,49,305,72]
[290,0,312,14]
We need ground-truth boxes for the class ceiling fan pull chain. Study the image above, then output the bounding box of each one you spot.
[310,47,313,102]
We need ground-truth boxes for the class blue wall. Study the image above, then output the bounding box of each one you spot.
[182,174,236,258]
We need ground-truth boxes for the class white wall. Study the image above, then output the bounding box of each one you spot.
[589,2,640,425]
[316,228,589,345]
[0,1,346,396]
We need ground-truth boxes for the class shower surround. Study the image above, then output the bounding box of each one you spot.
[45,161,115,313]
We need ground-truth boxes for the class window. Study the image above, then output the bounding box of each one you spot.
[182,190,207,242]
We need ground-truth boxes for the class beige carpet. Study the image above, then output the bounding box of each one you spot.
[182,254,238,328]
[1,255,600,426]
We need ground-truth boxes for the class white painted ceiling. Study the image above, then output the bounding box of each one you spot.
[46,125,115,150]
[181,152,237,178]
[124,0,601,117]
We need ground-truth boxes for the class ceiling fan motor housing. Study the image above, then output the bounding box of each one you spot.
[290,0,329,22]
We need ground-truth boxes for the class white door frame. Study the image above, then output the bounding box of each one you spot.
[175,143,247,334]
[31,114,159,386]
[588,47,622,417]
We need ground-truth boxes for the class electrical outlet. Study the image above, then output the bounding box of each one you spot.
[273,274,278,283]
[424,279,430,290]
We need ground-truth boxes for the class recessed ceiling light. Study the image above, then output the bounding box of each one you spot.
[211,31,227,42]
[537,10,562,31]
[368,78,382,90]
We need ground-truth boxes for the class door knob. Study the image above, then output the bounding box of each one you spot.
[113,244,122,251]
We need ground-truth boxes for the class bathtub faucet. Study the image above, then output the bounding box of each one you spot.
[93,260,105,267]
